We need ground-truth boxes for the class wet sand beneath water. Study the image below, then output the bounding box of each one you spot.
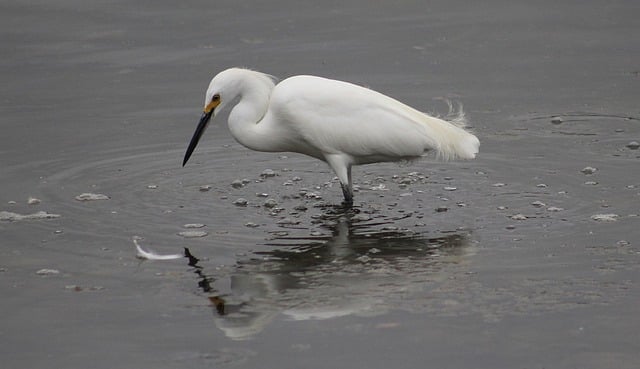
[1,1,639,368]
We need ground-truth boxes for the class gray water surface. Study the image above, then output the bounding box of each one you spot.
[1,1,639,368]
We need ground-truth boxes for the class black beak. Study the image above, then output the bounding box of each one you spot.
[183,110,213,166]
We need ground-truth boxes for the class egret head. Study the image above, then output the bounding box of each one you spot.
[182,68,275,166]
[182,71,233,167]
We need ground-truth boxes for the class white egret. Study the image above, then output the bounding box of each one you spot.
[183,68,479,205]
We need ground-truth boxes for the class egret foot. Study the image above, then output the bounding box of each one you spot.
[341,182,354,207]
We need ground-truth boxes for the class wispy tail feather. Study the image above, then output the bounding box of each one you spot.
[425,99,479,160]
[443,99,469,129]
[432,98,469,128]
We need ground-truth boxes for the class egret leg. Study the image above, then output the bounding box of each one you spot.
[341,182,353,206]
[325,154,354,206]
[343,164,354,206]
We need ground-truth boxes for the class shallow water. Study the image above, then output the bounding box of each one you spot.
[1,1,639,368]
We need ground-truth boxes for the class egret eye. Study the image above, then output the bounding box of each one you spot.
[212,94,220,102]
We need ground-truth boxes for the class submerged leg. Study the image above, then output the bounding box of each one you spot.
[325,154,354,206]
[340,181,353,206]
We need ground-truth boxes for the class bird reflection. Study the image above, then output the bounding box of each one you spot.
[187,207,473,340]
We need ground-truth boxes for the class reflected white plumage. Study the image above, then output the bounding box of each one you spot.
[183,68,479,205]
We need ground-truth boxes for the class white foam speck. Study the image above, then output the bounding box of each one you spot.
[178,230,208,238]
[36,268,60,275]
[75,193,110,201]
[591,213,619,222]
[510,214,528,221]
[0,210,61,221]
[581,166,597,175]
[183,223,205,229]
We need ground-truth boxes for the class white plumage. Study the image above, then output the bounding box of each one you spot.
[183,68,479,205]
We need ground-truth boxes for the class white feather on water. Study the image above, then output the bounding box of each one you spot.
[133,237,183,260]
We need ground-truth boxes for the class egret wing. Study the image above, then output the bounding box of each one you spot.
[271,76,432,162]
